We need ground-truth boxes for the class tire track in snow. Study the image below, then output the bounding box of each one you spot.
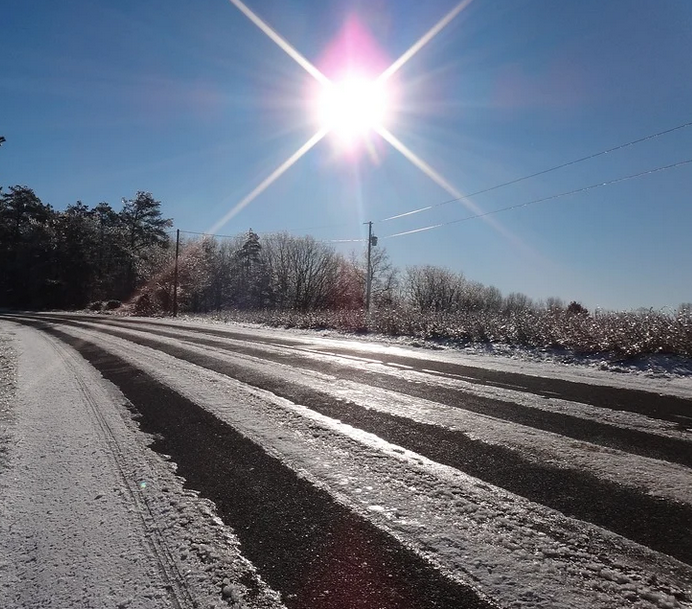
[45,332,197,609]
[0,328,17,473]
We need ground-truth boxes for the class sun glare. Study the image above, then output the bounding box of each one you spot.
[317,76,389,145]
[223,0,477,228]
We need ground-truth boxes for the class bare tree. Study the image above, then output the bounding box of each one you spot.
[330,254,363,309]
[544,296,565,311]
[339,247,400,309]
[677,303,692,315]
[503,291,534,314]
[262,233,340,311]
[369,247,399,307]
[405,265,464,312]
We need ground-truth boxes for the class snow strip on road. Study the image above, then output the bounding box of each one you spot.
[0,327,17,472]
[46,316,692,443]
[226,335,692,441]
[53,312,692,398]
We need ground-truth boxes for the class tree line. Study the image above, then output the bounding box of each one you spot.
[4,184,691,358]
[0,184,592,316]
[133,228,562,317]
[0,186,170,309]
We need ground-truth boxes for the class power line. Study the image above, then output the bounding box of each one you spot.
[171,227,367,245]
[383,157,692,239]
[258,221,356,234]
[174,224,362,240]
[171,141,692,245]
[175,228,240,239]
[380,119,692,222]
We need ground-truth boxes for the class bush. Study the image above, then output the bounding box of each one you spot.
[105,299,122,310]
[87,301,103,311]
[133,292,161,316]
[183,305,692,360]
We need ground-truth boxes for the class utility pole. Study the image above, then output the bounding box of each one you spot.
[364,221,378,312]
[172,229,180,317]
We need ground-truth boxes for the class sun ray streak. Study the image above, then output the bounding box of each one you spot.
[227,0,330,84]
[378,0,473,82]
[208,129,328,234]
[375,126,480,212]
[375,126,536,255]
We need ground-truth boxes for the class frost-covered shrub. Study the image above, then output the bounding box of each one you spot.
[190,304,692,360]
[133,292,161,316]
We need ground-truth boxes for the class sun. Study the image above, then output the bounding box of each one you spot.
[316,75,389,145]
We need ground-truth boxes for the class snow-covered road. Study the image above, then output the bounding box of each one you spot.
[0,321,284,609]
[1,312,691,609]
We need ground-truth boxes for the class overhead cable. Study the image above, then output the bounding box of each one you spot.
[383,157,692,239]
[172,227,366,245]
[381,120,692,222]
[176,229,240,239]
[258,221,356,234]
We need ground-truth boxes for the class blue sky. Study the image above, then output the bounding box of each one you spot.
[2,0,691,311]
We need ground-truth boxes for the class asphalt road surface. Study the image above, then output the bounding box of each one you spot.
[2,311,691,609]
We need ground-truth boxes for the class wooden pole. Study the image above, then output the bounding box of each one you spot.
[172,229,180,317]
[365,221,373,312]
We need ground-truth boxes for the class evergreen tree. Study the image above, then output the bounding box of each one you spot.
[235,229,268,309]
[119,192,172,297]
[92,201,125,300]
[0,186,55,307]
[54,201,100,307]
